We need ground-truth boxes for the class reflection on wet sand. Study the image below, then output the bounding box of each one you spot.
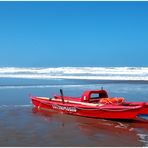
[32,107,148,147]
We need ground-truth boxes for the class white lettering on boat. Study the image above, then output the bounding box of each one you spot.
[52,104,77,112]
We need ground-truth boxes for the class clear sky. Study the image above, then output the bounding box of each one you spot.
[0,1,148,67]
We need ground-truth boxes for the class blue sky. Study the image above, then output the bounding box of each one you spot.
[0,1,148,67]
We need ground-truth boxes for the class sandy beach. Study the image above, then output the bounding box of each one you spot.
[0,78,147,147]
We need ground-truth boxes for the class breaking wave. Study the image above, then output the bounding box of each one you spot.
[0,67,148,81]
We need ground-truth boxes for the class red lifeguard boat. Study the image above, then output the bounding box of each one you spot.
[30,89,148,121]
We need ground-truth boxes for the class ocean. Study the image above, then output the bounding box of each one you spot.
[0,67,148,146]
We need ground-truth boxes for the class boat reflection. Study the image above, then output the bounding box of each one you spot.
[32,107,148,147]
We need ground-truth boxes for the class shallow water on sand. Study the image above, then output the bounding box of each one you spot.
[0,81,148,146]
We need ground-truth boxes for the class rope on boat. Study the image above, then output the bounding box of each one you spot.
[76,106,141,112]
[98,107,139,112]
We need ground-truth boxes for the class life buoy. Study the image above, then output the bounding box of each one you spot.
[99,97,124,104]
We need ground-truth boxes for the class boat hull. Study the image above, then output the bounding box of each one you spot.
[30,96,148,121]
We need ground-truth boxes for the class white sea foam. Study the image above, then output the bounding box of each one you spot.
[0,67,148,81]
[137,133,148,146]
[0,104,31,108]
[0,84,87,89]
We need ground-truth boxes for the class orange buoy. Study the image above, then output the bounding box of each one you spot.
[100,97,124,104]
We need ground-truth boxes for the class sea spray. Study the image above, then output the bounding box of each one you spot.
[0,67,148,81]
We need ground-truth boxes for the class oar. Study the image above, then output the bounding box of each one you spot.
[60,89,65,104]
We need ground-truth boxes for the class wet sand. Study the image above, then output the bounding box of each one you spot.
[0,82,148,146]
[0,105,147,147]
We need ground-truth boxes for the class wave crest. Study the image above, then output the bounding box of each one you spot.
[0,67,148,81]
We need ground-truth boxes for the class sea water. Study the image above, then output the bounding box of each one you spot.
[0,67,148,146]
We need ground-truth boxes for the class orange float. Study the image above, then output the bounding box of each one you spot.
[100,97,124,104]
